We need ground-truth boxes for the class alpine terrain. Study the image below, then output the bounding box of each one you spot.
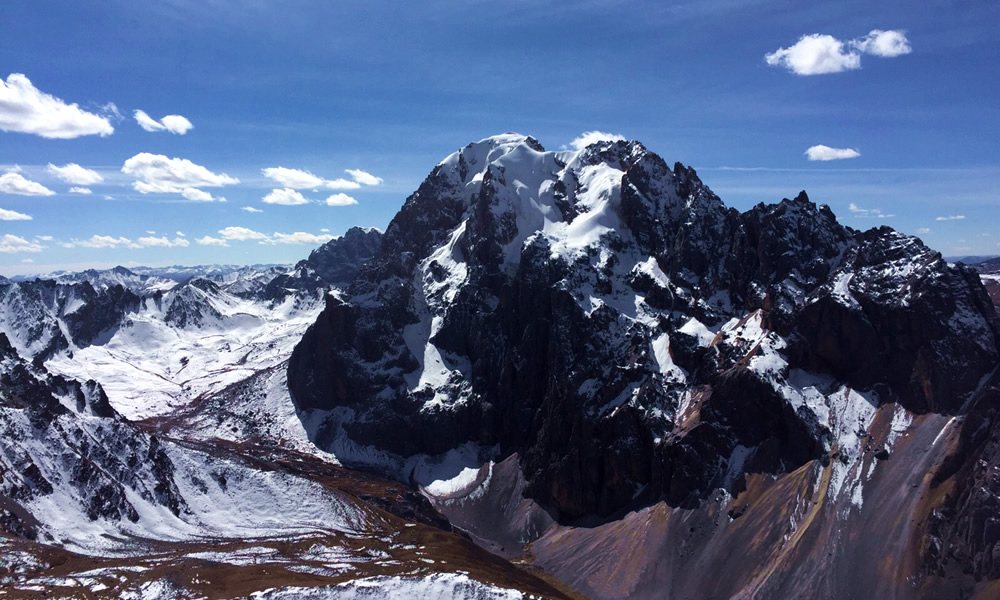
[2,134,999,599]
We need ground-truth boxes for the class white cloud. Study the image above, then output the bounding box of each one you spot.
[936,215,966,221]
[848,202,895,218]
[569,131,626,151]
[271,232,335,245]
[241,206,264,213]
[46,163,103,185]
[262,167,325,189]
[121,153,238,196]
[218,226,269,241]
[35,235,53,241]
[805,145,861,161]
[137,235,189,248]
[0,234,43,253]
[916,227,931,234]
[0,172,55,196]
[325,178,362,190]
[63,235,140,249]
[68,187,93,194]
[262,166,366,190]
[852,29,912,57]
[0,208,31,220]
[196,235,229,247]
[346,169,383,186]
[181,187,216,202]
[0,73,114,138]
[263,188,310,205]
[176,231,186,237]
[134,110,193,134]
[160,114,193,135]
[21,258,34,263]
[765,30,911,75]
[325,193,358,206]
[320,228,330,233]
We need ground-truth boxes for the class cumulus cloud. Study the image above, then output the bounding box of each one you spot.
[36,235,53,241]
[262,167,326,189]
[176,231,186,237]
[0,171,55,196]
[0,73,114,138]
[325,178,362,190]
[848,203,895,218]
[69,187,93,194]
[181,187,218,202]
[262,166,368,190]
[936,215,966,221]
[47,163,103,185]
[853,29,912,57]
[0,234,43,253]
[805,145,861,161]
[241,206,263,213]
[569,131,626,151]
[271,232,335,245]
[134,110,193,134]
[121,153,238,199]
[765,29,911,75]
[196,235,228,247]
[63,235,141,249]
[218,226,269,241]
[137,235,190,248]
[325,193,358,206]
[0,208,31,220]
[262,188,310,205]
[345,169,383,186]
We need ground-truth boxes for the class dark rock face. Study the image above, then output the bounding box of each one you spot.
[262,227,383,301]
[289,134,1000,522]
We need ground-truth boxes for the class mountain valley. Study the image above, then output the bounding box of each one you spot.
[2,135,999,599]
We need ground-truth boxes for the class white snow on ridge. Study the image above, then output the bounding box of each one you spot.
[46,290,324,421]
[250,573,527,600]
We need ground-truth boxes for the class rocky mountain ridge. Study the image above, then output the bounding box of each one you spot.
[288,134,1000,598]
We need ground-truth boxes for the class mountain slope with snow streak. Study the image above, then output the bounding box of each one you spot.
[290,134,1000,599]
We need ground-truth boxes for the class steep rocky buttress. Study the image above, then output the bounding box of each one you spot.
[288,134,1000,597]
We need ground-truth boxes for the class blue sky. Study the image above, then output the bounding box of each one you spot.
[1,0,997,275]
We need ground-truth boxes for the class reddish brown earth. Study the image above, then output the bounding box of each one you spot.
[428,406,1000,600]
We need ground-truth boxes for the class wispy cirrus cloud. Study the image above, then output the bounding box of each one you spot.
[202,226,334,246]
[0,73,114,138]
[848,202,895,218]
[241,206,263,213]
[805,145,860,161]
[271,231,335,245]
[765,29,911,76]
[134,110,193,134]
[62,235,141,249]
[936,215,966,221]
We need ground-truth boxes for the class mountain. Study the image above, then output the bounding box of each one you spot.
[0,225,569,598]
[289,134,1000,598]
